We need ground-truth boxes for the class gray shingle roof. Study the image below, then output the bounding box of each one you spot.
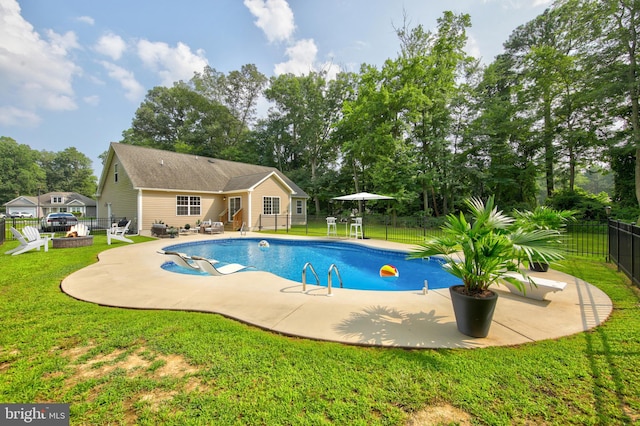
[110,143,308,197]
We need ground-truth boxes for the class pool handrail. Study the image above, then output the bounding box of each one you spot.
[302,262,320,291]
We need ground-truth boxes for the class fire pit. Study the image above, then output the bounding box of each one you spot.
[52,224,94,248]
[52,235,94,248]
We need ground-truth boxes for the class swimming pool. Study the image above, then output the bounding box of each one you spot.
[161,238,460,291]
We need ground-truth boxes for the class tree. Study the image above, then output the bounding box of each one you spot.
[191,64,268,145]
[264,71,348,213]
[39,147,97,197]
[590,0,640,207]
[0,137,45,204]
[463,55,539,210]
[123,83,242,159]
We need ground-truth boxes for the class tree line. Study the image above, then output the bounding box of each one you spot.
[2,1,636,220]
[0,136,96,205]
[120,1,637,220]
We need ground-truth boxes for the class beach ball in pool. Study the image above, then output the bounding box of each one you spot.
[258,240,270,251]
[379,264,399,280]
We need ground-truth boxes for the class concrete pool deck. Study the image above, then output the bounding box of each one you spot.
[61,233,613,349]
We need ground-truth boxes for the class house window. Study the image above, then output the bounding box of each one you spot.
[176,196,201,216]
[114,164,119,183]
[52,196,63,204]
[296,200,303,215]
[263,197,280,215]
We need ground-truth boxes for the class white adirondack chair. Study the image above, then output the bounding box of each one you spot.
[5,227,49,256]
[107,220,133,245]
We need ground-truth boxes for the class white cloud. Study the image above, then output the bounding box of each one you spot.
[76,15,94,25]
[83,95,100,106]
[465,35,482,60]
[100,61,145,101]
[0,106,41,127]
[274,39,341,78]
[485,0,553,8]
[274,39,317,75]
[531,0,553,6]
[95,32,127,60]
[0,0,81,115]
[137,39,208,86]
[244,0,295,43]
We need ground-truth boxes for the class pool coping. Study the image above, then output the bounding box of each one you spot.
[60,232,613,349]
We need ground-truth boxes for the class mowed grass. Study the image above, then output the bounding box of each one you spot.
[0,236,639,425]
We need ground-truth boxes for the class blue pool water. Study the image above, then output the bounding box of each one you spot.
[161,238,460,291]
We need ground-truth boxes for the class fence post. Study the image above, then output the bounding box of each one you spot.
[616,220,621,272]
[385,215,388,241]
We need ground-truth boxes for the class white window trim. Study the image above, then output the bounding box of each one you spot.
[262,196,281,215]
[176,195,201,216]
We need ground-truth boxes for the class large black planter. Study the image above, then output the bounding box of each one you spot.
[449,285,498,338]
[529,261,550,272]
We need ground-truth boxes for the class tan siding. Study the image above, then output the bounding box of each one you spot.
[140,191,225,231]
[99,156,138,224]
[251,178,291,230]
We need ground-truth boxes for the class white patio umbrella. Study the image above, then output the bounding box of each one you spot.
[332,192,395,202]
[331,192,395,238]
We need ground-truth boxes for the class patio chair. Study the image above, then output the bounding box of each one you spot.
[326,217,337,236]
[68,223,90,236]
[204,221,224,234]
[5,227,49,255]
[349,217,363,239]
[107,220,133,245]
[22,226,52,245]
[190,255,254,275]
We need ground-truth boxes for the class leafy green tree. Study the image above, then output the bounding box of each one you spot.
[0,137,45,204]
[589,0,640,207]
[191,64,267,146]
[39,147,97,197]
[264,71,348,213]
[123,83,241,159]
[463,55,539,210]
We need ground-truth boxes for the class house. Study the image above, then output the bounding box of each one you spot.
[4,192,97,218]
[96,143,309,234]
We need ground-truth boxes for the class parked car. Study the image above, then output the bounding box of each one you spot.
[9,212,30,218]
[41,213,78,232]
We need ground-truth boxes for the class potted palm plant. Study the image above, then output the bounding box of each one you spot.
[410,196,564,338]
[513,206,575,272]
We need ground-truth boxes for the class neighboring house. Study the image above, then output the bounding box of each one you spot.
[4,192,97,218]
[96,143,309,233]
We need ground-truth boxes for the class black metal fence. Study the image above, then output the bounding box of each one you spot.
[608,219,640,287]
[2,217,135,240]
[262,214,609,258]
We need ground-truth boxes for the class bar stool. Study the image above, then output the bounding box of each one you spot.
[349,217,363,239]
[326,217,337,236]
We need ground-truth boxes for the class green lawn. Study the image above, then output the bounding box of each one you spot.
[0,236,638,425]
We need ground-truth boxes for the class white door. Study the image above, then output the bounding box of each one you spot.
[228,197,241,222]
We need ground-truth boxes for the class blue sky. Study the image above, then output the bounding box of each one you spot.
[0,0,552,176]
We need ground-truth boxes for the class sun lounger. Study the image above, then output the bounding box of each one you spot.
[501,272,567,301]
[158,250,218,272]
[190,255,253,275]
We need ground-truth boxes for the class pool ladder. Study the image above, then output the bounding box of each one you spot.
[302,262,343,296]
